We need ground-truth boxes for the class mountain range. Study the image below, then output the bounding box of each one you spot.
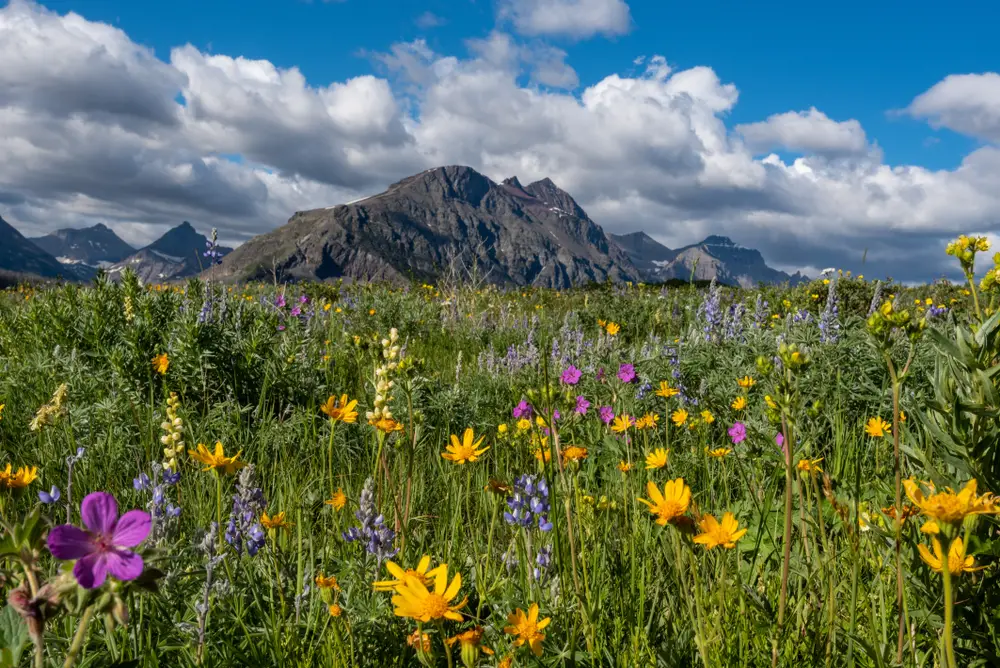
[0,165,804,288]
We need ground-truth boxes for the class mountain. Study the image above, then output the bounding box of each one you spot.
[107,222,232,282]
[610,232,807,287]
[214,166,638,288]
[0,215,86,279]
[32,223,135,267]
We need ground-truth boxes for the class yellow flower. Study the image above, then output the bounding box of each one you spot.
[638,478,691,525]
[504,603,551,657]
[323,302,332,312]
[534,448,552,463]
[442,428,490,464]
[391,563,467,622]
[693,512,747,549]
[0,464,38,489]
[903,478,997,529]
[320,394,359,423]
[0,404,5,422]
[917,537,983,576]
[447,627,494,661]
[671,409,688,426]
[597,318,607,328]
[328,604,343,617]
[655,382,679,398]
[617,460,633,473]
[406,630,432,653]
[737,375,755,389]
[611,414,633,433]
[497,423,509,435]
[188,442,247,474]
[645,448,669,469]
[705,447,731,459]
[764,395,778,410]
[731,396,746,411]
[315,574,340,590]
[152,353,169,375]
[324,488,347,510]
[796,458,823,475]
[635,413,660,430]
[864,417,890,438]
[371,417,404,433]
[261,511,293,531]
[368,309,376,316]
[605,322,620,336]
[700,410,715,424]
[516,418,531,432]
[562,446,588,462]
[374,555,444,592]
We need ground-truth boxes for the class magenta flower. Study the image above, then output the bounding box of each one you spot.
[776,432,787,458]
[47,492,150,589]
[595,367,606,383]
[728,421,747,444]
[512,400,533,419]
[575,395,590,415]
[617,363,636,384]
[599,405,615,425]
[560,365,582,385]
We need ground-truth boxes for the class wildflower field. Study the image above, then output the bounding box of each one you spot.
[2,238,1000,667]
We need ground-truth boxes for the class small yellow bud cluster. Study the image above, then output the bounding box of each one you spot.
[124,295,135,322]
[946,234,990,277]
[867,299,925,347]
[160,392,185,471]
[979,252,1000,293]
[30,383,68,432]
[365,328,401,425]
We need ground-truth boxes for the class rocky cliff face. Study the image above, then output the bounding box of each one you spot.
[610,232,807,287]
[215,166,638,288]
[0,215,86,279]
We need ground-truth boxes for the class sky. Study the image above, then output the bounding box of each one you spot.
[1,0,999,282]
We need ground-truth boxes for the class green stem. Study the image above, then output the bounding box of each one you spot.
[63,606,95,668]
[942,557,957,668]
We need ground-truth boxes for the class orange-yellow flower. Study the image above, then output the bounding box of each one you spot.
[261,511,293,531]
[442,428,490,464]
[605,322,621,336]
[671,409,688,427]
[325,488,347,510]
[617,460,632,473]
[637,478,691,525]
[504,603,551,657]
[865,416,890,438]
[705,447,731,459]
[731,396,747,411]
[562,446,588,463]
[320,394,359,423]
[737,376,755,389]
[693,512,747,549]
[917,537,983,576]
[315,573,340,590]
[374,555,443,592]
[797,458,824,475]
[903,478,996,531]
[152,353,169,375]
[656,382,679,398]
[391,563,466,622]
[188,442,246,474]
[645,448,668,470]
[0,464,38,489]
[611,414,633,433]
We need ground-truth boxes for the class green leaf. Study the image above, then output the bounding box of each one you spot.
[0,606,29,668]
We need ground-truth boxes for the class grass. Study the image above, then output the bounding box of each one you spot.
[0,258,997,667]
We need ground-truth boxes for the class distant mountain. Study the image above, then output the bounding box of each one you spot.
[0,215,87,280]
[610,232,807,287]
[214,166,638,288]
[107,222,232,282]
[32,223,135,267]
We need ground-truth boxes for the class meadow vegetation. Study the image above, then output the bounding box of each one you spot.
[0,236,999,666]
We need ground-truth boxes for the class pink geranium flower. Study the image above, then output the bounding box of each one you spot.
[47,492,150,589]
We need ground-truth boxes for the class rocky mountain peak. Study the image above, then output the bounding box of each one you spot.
[387,165,493,207]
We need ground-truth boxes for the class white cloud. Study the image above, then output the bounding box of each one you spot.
[906,72,1000,143]
[498,0,632,39]
[2,1,1000,281]
[415,11,446,29]
[736,108,869,156]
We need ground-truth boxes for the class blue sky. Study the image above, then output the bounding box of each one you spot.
[3,0,1000,281]
[39,0,990,170]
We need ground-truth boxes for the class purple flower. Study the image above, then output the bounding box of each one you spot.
[39,486,60,504]
[275,295,286,309]
[512,400,533,420]
[595,367,606,383]
[47,492,150,589]
[776,432,787,458]
[575,395,590,415]
[290,306,302,317]
[617,363,636,384]
[599,405,615,425]
[560,365,582,385]
[728,422,747,444]
[552,410,561,422]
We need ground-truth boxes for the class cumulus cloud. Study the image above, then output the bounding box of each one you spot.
[906,72,1000,143]
[498,0,632,39]
[2,1,1000,282]
[736,108,869,156]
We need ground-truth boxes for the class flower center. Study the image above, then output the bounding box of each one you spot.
[655,500,683,521]
[421,594,451,619]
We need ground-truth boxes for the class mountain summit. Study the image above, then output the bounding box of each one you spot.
[215,165,637,288]
[107,222,232,282]
[610,231,806,287]
[32,223,135,267]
